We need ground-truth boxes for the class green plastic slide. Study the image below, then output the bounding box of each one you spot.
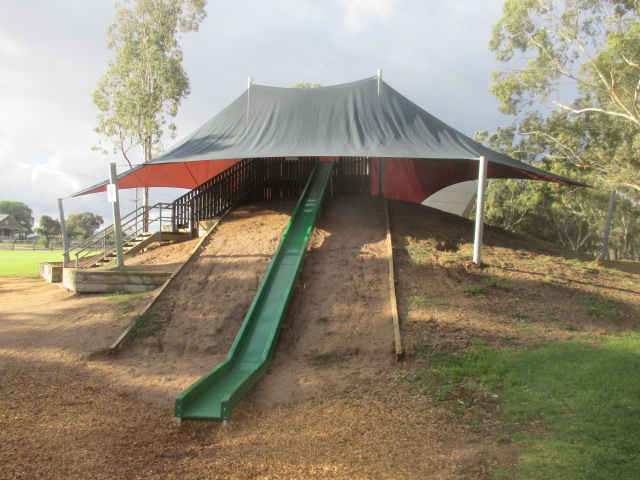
[174,161,334,421]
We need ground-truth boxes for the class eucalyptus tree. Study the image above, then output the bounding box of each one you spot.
[476,115,640,258]
[490,0,640,198]
[66,212,105,241]
[93,0,207,225]
[35,215,61,248]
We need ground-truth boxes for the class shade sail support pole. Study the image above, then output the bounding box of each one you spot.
[377,69,382,95]
[58,198,70,263]
[246,76,252,127]
[473,156,488,266]
[109,163,125,268]
[599,190,616,262]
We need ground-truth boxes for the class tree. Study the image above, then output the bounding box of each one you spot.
[291,82,321,88]
[66,212,105,241]
[475,123,640,259]
[36,215,61,248]
[93,0,207,225]
[0,201,34,234]
[490,0,640,198]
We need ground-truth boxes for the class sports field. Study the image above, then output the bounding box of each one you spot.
[0,250,65,277]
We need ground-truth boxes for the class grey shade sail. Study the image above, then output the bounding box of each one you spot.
[73,77,581,197]
[155,77,531,164]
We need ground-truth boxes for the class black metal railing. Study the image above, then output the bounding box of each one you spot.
[172,158,266,229]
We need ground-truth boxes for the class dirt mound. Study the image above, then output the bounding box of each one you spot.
[110,195,395,408]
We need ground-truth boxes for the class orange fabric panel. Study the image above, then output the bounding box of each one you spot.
[78,159,242,195]
[380,158,571,204]
[381,158,476,203]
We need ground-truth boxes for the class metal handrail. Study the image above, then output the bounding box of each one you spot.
[65,202,174,269]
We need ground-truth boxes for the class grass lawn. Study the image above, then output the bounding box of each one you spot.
[416,334,640,479]
[0,250,66,277]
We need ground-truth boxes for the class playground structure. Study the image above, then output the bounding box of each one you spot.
[66,77,584,422]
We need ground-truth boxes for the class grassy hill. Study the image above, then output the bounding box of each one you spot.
[389,200,640,479]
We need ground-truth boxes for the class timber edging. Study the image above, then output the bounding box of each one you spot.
[384,197,403,360]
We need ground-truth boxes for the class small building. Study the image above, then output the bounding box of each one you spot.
[0,214,27,242]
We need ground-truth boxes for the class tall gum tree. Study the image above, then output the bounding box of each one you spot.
[93,0,207,226]
[490,0,640,198]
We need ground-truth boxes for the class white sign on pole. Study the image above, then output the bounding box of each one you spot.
[107,184,117,203]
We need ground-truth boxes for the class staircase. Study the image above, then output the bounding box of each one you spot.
[88,232,155,268]
[66,203,184,269]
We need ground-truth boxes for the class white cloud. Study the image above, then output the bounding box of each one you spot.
[339,0,398,30]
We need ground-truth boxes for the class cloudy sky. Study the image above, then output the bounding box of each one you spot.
[0,0,511,226]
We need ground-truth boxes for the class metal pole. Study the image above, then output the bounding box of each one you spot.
[58,198,70,263]
[109,163,125,268]
[158,204,163,245]
[377,69,382,95]
[379,158,384,196]
[246,77,252,127]
[473,156,488,266]
[599,190,616,262]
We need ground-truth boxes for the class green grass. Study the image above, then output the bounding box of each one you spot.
[483,275,517,290]
[404,236,433,264]
[462,284,485,295]
[415,334,640,479]
[128,311,161,339]
[0,250,66,277]
[407,294,448,307]
[578,295,621,320]
[105,291,145,314]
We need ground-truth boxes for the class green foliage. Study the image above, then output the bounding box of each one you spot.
[66,212,105,241]
[476,122,640,259]
[490,0,640,125]
[93,0,207,166]
[415,334,640,478]
[291,81,321,88]
[0,200,34,233]
[35,215,61,248]
[489,0,640,204]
